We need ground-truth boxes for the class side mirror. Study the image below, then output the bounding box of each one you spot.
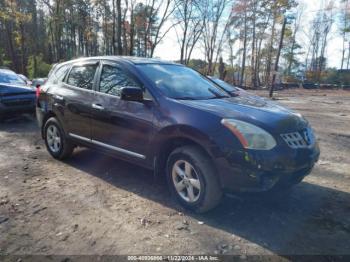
[120,87,143,102]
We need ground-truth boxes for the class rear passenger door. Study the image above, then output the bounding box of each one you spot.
[90,61,155,165]
[60,62,99,140]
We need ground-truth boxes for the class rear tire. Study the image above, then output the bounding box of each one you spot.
[44,117,74,160]
[166,145,222,213]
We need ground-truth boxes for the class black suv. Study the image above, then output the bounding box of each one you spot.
[37,56,320,212]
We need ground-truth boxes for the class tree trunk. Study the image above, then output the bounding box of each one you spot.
[251,3,257,88]
[20,23,25,74]
[116,0,123,55]
[30,0,38,77]
[5,21,18,72]
[341,0,349,70]
[240,12,248,87]
[287,14,300,76]
[219,57,225,80]
[347,42,350,69]
[265,9,277,88]
[180,1,189,64]
[112,0,116,54]
[270,16,287,98]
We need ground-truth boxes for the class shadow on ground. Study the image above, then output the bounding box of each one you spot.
[64,148,350,255]
[0,114,37,133]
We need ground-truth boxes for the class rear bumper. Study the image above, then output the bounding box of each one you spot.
[215,143,320,193]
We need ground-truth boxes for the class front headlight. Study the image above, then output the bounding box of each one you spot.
[221,119,277,150]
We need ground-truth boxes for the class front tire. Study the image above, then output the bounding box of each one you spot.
[44,117,74,160]
[166,145,222,213]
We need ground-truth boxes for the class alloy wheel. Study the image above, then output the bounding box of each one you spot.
[172,160,201,203]
[46,125,61,153]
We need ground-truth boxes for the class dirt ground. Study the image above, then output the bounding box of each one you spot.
[0,89,350,257]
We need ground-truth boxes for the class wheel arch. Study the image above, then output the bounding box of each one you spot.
[153,125,218,179]
[41,111,57,138]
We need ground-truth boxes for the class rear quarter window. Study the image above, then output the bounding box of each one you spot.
[47,64,71,84]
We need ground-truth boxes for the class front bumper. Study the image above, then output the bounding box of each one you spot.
[0,100,35,117]
[215,142,320,193]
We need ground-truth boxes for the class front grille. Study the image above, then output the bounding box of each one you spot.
[281,128,315,149]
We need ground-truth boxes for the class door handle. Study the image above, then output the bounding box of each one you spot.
[53,95,64,101]
[92,103,104,110]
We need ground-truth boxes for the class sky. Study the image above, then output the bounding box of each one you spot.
[153,0,344,69]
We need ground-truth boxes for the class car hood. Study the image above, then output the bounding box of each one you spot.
[0,83,35,96]
[177,93,308,134]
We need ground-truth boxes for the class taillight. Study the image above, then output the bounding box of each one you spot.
[36,85,41,99]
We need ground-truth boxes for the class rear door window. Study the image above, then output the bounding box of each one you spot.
[66,64,98,90]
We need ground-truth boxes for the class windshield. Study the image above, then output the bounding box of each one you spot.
[210,78,240,92]
[136,64,229,100]
[0,72,26,85]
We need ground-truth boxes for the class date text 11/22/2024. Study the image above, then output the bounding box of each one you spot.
[127,255,220,261]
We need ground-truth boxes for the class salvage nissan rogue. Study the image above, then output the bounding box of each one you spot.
[36,56,320,212]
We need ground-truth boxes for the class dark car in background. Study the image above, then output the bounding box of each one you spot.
[0,69,36,121]
[36,56,320,212]
[303,82,318,89]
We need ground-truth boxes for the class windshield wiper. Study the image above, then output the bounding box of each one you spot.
[174,96,197,100]
[229,90,240,97]
[208,95,228,99]
[208,88,230,99]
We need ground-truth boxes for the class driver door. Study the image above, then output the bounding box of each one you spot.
[90,61,155,166]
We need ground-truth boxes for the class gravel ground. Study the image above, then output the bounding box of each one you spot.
[0,89,350,257]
